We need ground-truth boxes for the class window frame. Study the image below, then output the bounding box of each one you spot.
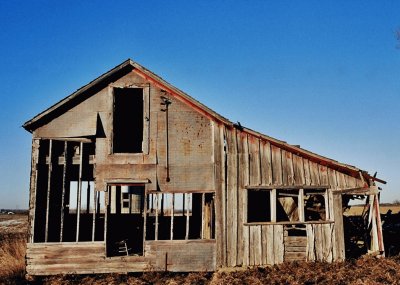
[246,187,331,225]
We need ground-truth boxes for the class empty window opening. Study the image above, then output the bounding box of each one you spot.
[107,185,145,257]
[113,88,143,153]
[248,190,270,222]
[145,192,214,241]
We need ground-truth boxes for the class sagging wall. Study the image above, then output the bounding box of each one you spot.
[212,125,366,267]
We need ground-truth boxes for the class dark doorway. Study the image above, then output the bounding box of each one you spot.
[106,185,145,257]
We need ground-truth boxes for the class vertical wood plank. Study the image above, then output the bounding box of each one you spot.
[270,189,277,222]
[170,193,174,240]
[76,142,83,242]
[271,145,283,185]
[201,193,205,239]
[282,150,294,185]
[155,193,159,240]
[293,155,305,186]
[273,225,284,264]
[237,131,249,266]
[226,128,238,266]
[142,188,147,254]
[315,224,323,261]
[319,165,329,185]
[45,140,53,243]
[298,188,305,222]
[306,224,315,261]
[249,137,261,186]
[309,161,320,186]
[261,225,268,265]
[266,225,274,264]
[28,139,40,243]
[60,141,68,242]
[213,122,226,266]
[303,159,311,186]
[253,226,262,265]
[185,193,190,240]
[92,190,97,242]
[260,141,273,185]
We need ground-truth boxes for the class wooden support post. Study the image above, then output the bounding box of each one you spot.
[86,182,91,214]
[155,194,159,240]
[76,142,83,242]
[324,189,329,221]
[92,190,98,242]
[185,193,190,240]
[104,187,109,254]
[298,188,305,222]
[270,189,276,222]
[374,194,385,254]
[60,141,68,242]
[201,193,205,239]
[170,193,174,240]
[45,139,53,243]
[142,188,147,255]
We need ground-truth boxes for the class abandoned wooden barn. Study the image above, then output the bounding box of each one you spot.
[23,59,386,275]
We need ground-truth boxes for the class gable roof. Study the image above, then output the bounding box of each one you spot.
[22,59,385,185]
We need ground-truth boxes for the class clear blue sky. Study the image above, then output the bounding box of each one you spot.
[0,1,399,209]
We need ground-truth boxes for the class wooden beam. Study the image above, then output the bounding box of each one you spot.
[244,221,334,226]
[45,140,53,243]
[60,141,68,242]
[76,142,83,242]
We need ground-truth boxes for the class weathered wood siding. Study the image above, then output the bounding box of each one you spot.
[31,69,215,193]
[26,240,215,275]
[144,240,216,271]
[216,126,366,267]
[26,242,152,275]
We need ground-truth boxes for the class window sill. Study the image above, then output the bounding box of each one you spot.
[244,220,334,226]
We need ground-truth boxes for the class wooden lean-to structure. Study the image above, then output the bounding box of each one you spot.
[23,59,386,276]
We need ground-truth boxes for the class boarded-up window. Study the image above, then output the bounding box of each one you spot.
[113,88,143,153]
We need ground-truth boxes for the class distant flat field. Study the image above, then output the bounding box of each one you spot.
[0,214,28,236]
[344,204,400,216]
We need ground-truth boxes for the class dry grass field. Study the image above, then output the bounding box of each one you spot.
[1,210,400,284]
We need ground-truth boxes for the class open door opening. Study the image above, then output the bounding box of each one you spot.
[106,184,145,257]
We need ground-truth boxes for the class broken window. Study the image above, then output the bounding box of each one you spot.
[304,189,326,221]
[113,88,144,153]
[247,188,328,224]
[145,192,215,240]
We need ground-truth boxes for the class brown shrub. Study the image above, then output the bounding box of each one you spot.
[0,236,26,284]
